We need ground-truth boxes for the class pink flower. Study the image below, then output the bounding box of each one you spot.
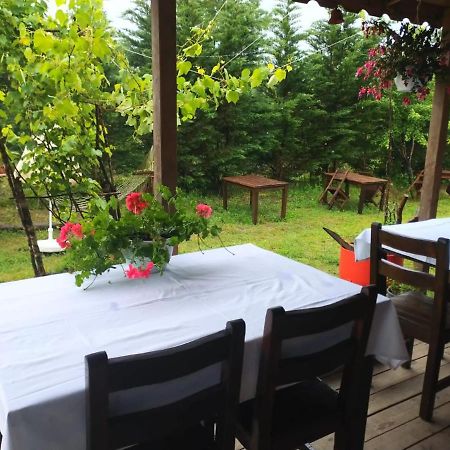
[355,66,364,78]
[402,96,411,106]
[196,203,213,219]
[416,87,430,101]
[125,192,148,215]
[125,262,154,279]
[358,87,367,98]
[56,222,83,249]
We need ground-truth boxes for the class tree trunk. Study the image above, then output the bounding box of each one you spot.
[0,139,46,277]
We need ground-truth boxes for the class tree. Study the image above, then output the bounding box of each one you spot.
[302,14,389,175]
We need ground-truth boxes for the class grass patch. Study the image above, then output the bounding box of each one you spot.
[1,180,450,284]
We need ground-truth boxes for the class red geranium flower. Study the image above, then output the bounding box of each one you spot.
[125,262,154,279]
[56,222,83,249]
[196,203,213,219]
[126,192,148,215]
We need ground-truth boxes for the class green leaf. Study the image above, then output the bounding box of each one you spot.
[250,68,265,88]
[177,60,192,76]
[55,9,67,25]
[33,30,54,53]
[226,90,239,104]
[183,43,202,57]
[274,68,287,82]
[241,68,250,81]
[56,0,66,5]
[267,74,278,88]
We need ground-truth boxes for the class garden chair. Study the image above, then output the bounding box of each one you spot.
[319,169,350,210]
[370,223,450,421]
[85,319,245,450]
[236,286,377,450]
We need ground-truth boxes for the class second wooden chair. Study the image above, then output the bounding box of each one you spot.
[236,286,377,450]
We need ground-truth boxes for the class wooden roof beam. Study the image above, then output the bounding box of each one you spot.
[151,0,177,195]
[419,7,450,220]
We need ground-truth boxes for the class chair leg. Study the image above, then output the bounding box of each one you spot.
[420,340,445,421]
[402,338,414,369]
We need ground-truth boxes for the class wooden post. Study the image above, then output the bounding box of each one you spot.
[151,0,177,195]
[419,9,450,220]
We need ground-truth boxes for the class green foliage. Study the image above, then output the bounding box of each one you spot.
[0,0,122,211]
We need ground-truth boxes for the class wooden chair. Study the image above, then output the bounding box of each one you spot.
[236,286,377,450]
[319,170,350,210]
[85,319,245,450]
[370,223,450,421]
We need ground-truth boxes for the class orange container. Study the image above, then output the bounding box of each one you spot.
[339,247,403,286]
[339,247,370,286]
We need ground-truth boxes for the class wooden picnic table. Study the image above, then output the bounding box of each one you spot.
[324,172,388,214]
[409,169,450,195]
[222,175,288,225]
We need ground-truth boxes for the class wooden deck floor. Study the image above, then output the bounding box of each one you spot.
[236,342,450,450]
[313,342,450,450]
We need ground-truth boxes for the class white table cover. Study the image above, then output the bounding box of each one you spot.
[354,218,450,263]
[0,244,408,450]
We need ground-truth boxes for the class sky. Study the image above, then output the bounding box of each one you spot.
[49,0,330,31]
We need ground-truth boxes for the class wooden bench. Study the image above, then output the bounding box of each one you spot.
[222,175,288,225]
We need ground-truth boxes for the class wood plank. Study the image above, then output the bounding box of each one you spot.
[152,0,177,194]
[368,360,450,415]
[366,385,450,441]
[364,401,450,450]
[407,426,450,449]
[312,375,450,450]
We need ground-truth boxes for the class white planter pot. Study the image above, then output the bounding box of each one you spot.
[394,74,415,92]
[121,241,173,269]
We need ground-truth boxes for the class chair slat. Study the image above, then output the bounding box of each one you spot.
[379,229,438,259]
[281,292,371,339]
[379,260,436,291]
[108,330,230,391]
[277,338,355,385]
[109,384,225,447]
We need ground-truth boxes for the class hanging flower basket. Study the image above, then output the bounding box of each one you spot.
[356,19,450,104]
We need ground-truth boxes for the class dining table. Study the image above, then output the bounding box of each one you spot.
[354,217,450,264]
[0,244,408,450]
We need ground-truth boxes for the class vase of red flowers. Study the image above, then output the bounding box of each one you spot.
[57,186,219,287]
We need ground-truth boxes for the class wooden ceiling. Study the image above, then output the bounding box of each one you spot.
[293,0,450,28]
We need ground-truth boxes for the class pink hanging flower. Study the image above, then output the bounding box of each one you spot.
[125,262,154,279]
[196,203,213,219]
[355,66,364,78]
[416,86,430,101]
[56,222,83,249]
[358,87,367,98]
[125,192,148,215]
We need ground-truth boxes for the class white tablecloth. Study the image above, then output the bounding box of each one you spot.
[354,218,450,263]
[0,244,408,450]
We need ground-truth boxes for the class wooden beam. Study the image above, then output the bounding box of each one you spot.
[419,8,450,220]
[151,0,177,194]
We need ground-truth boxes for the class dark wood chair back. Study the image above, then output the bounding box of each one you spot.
[86,319,245,450]
[370,222,450,298]
[253,286,377,445]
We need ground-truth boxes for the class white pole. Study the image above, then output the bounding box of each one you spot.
[48,200,53,240]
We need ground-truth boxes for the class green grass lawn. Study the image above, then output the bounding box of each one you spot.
[2,178,450,284]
